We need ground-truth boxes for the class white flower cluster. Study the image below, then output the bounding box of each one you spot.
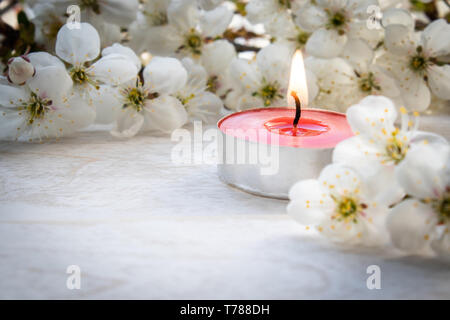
[288,95,449,259]
[1,0,228,141]
[237,0,450,112]
[1,0,447,142]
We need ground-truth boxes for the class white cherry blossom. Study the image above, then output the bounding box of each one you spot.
[138,0,233,58]
[333,96,447,206]
[227,44,317,110]
[306,39,401,112]
[294,0,383,58]
[93,43,143,124]
[246,0,305,37]
[0,56,94,142]
[288,163,389,245]
[387,143,449,256]
[55,23,139,104]
[176,58,223,123]
[378,18,450,111]
[200,39,236,98]
[110,56,223,138]
[110,56,188,138]
[274,24,312,54]
[128,0,171,54]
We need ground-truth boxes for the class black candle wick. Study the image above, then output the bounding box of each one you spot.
[291,91,301,129]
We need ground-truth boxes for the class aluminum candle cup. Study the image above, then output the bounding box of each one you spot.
[217,107,353,200]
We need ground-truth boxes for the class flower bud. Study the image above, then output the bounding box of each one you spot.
[7,56,35,85]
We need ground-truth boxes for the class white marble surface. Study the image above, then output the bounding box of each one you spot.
[1,115,450,300]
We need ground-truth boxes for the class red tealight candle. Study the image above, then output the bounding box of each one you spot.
[217,50,353,199]
[219,108,351,149]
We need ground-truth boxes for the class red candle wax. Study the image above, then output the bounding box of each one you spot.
[264,117,329,137]
[218,108,353,149]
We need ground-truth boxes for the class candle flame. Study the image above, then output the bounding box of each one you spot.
[287,50,308,108]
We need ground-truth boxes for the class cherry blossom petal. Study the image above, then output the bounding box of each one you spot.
[384,24,417,56]
[200,5,233,38]
[381,8,414,30]
[399,72,431,111]
[27,52,65,70]
[319,217,371,244]
[199,0,224,10]
[256,43,291,85]
[396,143,449,200]
[185,91,223,123]
[427,65,450,100]
[27,66,72,101]
[306,28,347,59]
[318,164,364,198]
[421,19,450,58]
[167,0,199,31]
[306,68,319,103]
[92,85,122,124]
[348,21,383,48]
[409,131,448,146]
[88,54,139,86]
[246,0,279,25]
[341,38,374,73]
[57,95,96,131]
[201,40,236,76]
[369,65,400,98]
[143,95,188,134]
[287,179,331,225]
[371,165,405,205]
[133,24,183,56]
[431,231,450,263]
[223,88,244,110]
[111,108,145,138]
[294,3,327,32]
[333,135,383,167]
[346,95,397,138]
[387,199,437,253]
[0,107,27,140]
[316,0,347,10]
[228,58,260,92]
[97,0,139,27]
[233,93,262,111]
[265,10,297,38]
[306,57,354,87]
[55,23,100,65]
[102,43,142,71]
[88,19,122,48]
[376,52,409,78]
[181,58,208,89]
[0,85,28,108]
[143,57,188,95]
